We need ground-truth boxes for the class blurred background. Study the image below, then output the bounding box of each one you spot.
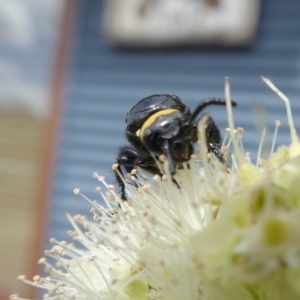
[0,0,64,298]
[1,0,299,298]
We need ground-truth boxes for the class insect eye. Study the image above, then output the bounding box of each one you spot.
[172,141,185,152]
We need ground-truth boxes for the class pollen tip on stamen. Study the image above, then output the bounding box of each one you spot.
[130,169,137,175]
[153,174,161,182]
[96,186,101,192]
[142,183,152,191]
[60,241,67,247]
[110,207,118,214]
[237,127,244,137]
[221,146,229,153]
[49,237,56,243]
[38,257,46,264]
[17,275,26,280]
[108,184,115,190]
[275,120,281,127]
[44,265,52,273]
[74,188,80,194]
[159,154,166,162]
[9,294,19,300]
[190,153,196,159]
[221,164,229,172]
[112,163,118,171]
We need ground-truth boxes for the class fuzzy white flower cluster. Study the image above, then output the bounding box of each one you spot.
[11,78,300,300]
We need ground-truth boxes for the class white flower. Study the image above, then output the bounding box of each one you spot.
[11,77,300,300]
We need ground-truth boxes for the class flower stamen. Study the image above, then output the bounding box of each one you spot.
[261,76,298,144]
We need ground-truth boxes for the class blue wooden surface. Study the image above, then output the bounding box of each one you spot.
[46,0,300,244]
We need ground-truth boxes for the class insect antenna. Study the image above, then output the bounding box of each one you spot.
[191,98,237,121]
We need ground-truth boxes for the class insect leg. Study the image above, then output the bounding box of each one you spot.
[114,146,160,200]
[204,115,229,166]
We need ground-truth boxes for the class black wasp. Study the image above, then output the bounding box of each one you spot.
[114,94,237,200]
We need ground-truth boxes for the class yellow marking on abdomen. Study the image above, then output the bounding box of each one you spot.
[140,108,179,141]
